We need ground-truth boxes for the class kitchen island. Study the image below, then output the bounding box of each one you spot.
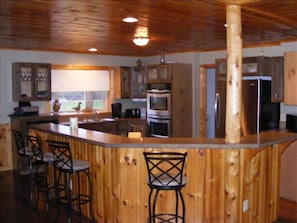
[29,123,297,223]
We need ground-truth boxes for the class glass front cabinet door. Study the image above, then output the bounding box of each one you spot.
[12,63,51,101]
[147,64,171,83]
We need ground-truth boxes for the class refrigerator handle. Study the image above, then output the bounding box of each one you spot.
[215,93,220,130]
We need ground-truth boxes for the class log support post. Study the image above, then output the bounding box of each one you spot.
[225,4,242,223]
[225,4,243,143]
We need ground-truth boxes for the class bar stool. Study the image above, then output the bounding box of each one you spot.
[12,130,38,206]
[12,130,34,174]
[27,135,55,211]
[46,140,94,223]
[143,152,187,223]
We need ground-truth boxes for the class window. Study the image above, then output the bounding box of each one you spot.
[51,68,110,113]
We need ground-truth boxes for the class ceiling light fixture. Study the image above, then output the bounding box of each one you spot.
[132,37,150,46]
[122,17,138,23]
[88,48,98,52]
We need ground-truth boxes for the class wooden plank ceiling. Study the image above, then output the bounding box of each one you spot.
[1,0,297,56]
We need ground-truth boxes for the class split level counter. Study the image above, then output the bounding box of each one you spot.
[29,123,297,223]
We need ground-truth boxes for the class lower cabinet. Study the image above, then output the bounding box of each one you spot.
[78,120,128,135]
[128,119,148,137]
[78,118,148,137]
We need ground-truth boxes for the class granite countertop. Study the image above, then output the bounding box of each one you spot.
[29,123,297,149]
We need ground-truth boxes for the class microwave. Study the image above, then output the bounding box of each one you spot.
[147,89,171,118]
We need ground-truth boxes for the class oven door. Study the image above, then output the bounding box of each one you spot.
[147,90,171,117]
[147,116,171,138]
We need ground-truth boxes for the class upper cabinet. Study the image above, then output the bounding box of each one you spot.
[12,62,51,102]
[216,56,284,102]
[269,57,283,102]
[216,56,270,76]
[120,67,132,98]
[284,51,297,105]
[147,64,171,83]
[131,68,147,98]
[242,56,270,76]
[120,66,147,99]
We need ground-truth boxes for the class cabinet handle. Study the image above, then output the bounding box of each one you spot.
[215,93,221,130]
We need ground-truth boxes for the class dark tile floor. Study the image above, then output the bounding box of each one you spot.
[0,170,94,223]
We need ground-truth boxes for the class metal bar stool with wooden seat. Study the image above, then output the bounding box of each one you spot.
[27,135,55,211]
[12,130,38,206]
[46,140,95,223]
[143,152,187,223]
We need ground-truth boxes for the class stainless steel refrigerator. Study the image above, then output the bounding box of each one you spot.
[215,76,280,138]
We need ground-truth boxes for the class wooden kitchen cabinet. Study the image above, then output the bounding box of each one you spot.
[79,120,128,135]
[284,51,297,105]
[128,118,148,137]
[216,56,284,103]
[147,64,171,83]
[216,56,270,76]
[131,68,147,98]
[121,66,132,98]
[12,62,51,101]
[170,63,192,137]
[120,66,147,99]
[146,63,193,137]
[269,57,284,102]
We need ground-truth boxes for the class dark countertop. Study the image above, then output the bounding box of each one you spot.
[29,123,297,149]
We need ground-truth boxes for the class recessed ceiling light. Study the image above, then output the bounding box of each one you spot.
[122,17,138,23]
[88,48,97,52]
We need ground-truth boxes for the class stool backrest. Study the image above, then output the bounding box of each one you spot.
[27,135,44,162]
[12,130,27,156]
[46,140,73,172]
[143,152,187,190]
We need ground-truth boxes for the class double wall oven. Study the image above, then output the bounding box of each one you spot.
[147,83,171,138]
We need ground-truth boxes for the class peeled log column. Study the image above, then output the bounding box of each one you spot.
[225,4,243,143]
[225,4,242,223]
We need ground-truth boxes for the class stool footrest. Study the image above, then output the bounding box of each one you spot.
[151,213,184,222]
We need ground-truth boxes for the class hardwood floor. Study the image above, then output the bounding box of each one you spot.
[279,198,297,222]
[0,170,296,223]
[0,170,94,223]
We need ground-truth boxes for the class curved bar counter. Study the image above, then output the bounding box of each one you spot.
[29,123,297,223]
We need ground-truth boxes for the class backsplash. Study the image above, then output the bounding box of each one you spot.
[281,103,297,121]
[113,98,147,117]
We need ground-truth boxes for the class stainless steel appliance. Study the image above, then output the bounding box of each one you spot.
[215,76,280,137]
[147,89,171,118]
[147,116,171,138]
[147,83,171,137]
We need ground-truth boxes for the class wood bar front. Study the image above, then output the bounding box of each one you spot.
[29,123,297,223]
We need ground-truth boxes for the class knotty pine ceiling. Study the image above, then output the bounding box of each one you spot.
[1,0,297,56]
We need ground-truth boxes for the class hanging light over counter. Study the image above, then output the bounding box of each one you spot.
[133,37,150,46]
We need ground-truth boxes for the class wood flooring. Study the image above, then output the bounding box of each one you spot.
[0,170,296,223]
[0,170,94,223]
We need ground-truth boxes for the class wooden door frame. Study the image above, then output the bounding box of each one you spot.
[199,64,216,138]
